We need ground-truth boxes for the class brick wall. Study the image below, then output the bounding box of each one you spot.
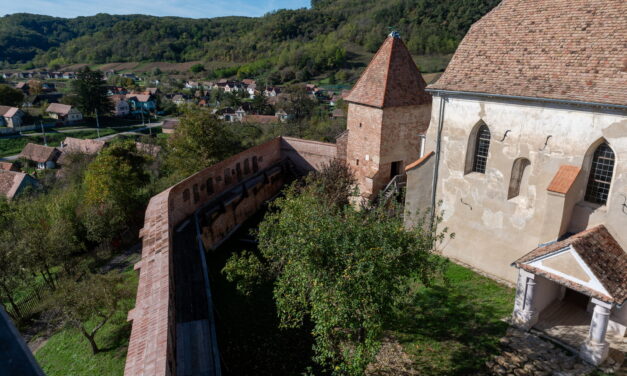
[124,136,336,376]
[280,137,337,172]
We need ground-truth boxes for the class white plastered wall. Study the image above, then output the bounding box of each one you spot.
[411,95,627,283]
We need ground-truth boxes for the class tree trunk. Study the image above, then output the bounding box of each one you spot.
[80,327,100,354]
[0,281,21,319]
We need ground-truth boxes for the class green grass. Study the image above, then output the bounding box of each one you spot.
[0,129,117,157]
[389,261,515,375]
[35,269,138,376]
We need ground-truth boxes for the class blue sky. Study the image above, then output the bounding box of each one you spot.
[1,0,311,18]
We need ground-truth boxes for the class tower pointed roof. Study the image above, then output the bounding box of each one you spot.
[345,33,431,108]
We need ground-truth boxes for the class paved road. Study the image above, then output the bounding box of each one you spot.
[0,122,162,161]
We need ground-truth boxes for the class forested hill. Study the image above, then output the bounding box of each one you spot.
[1,0,501,76]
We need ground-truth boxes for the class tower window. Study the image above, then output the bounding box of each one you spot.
[356,159,359,166]
[472,124,491,173]
[585,142,615,205]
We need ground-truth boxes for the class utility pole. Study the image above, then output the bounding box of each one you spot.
[40,121,47,146]
[95,108,101,138]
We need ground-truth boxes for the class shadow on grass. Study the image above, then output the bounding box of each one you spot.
[209,210,324,376]
[389,280,510,375]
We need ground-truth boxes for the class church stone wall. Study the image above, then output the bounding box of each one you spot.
[407,95,627,283]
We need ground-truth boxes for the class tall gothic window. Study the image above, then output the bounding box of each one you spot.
[585,142,615,205]
[472,124,491,173]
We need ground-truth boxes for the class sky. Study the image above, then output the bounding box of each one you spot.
[0,0,311,19]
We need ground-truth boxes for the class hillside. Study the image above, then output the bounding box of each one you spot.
[0,0,501,79]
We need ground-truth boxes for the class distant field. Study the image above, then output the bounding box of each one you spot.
[60,61,241,74]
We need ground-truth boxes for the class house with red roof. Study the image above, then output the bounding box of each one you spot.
[0,106,24,128]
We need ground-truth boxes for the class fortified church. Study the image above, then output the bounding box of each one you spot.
[123,0,626,374]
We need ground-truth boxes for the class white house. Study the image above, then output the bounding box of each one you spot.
[0,106,24,128]
[46,103,83,124]
[403,0,627,366]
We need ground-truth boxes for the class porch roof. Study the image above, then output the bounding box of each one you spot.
[513,225,627,304]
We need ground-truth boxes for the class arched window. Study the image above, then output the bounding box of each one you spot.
[472,124,491,173]
[508,158,531,199]
[585,142,615,205]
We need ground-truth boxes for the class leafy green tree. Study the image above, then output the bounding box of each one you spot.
[0,200,29,319]
[250,94,274,115]
[83,141,149,210]
[280,84,317,122]
[224,164,450,375]
[70,67,113,116]
[190,63,205,73]
[0,84,24,107]
[165,106,242,176]
[54,272,134,354]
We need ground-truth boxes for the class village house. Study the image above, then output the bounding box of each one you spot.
[274,109,289,123]
[19,143,61,169]
[403,0,627,366]
[110,95,130,117]
[234,107,246,121]
[242,114,279,125]
[161,119,180,134]
[58,137,107,165]
[263,87,281,97]
[0,170,38,200]
[15,82,29,94]
[0,162,19,172]
[126,94,156,112]
[172,94,187,106]
[46,103,83,125]
[0,106,24,128]
[185,81,200,89]
[246,83,257,98]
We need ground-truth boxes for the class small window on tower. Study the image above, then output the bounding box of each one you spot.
[356,159,359,166]
[359,123,362,128]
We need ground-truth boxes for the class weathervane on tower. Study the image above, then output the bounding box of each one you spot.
[388,27,400,38]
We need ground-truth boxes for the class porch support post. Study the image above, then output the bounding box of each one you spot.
[512,269,539,330]
[580,298,612,365]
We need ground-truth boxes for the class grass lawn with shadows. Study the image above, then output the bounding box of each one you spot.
[34,269,138,376]
[389,261,515,375]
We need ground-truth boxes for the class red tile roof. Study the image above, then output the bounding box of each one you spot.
[46,103,73,116]
[514,225,627,303]
[429,0,627,107]
[0,170,31,200]
[405,151,435,172]
[345,35,431,108]
[20,143,60,163]
[547,165,581,194]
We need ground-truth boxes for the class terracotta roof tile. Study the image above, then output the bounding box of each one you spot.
[429,0,627,107]
[46,103,73,116]
[514,225,627,303]
[547,165,581,194]
[20,143,60,163]
[0,170,30,200]
[405,151,434,172]
[345,35,431,108]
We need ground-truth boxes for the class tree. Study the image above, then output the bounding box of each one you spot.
[70,67,113,116]
[83,141,149,210]
[27,79,43,96]
[224,164,450,375]
[250,94,273,115]
[54,272,134,354]
[0,200,29,319]
[280,85,316,122]
[166,106,242,176]
[0,84,24,107]
[190,63,205,73]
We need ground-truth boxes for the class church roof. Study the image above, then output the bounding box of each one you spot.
[429,0,627,107]
[514,225,627,303]
[345,34,431,108]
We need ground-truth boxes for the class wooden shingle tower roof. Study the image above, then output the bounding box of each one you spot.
[345,33,431,108]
